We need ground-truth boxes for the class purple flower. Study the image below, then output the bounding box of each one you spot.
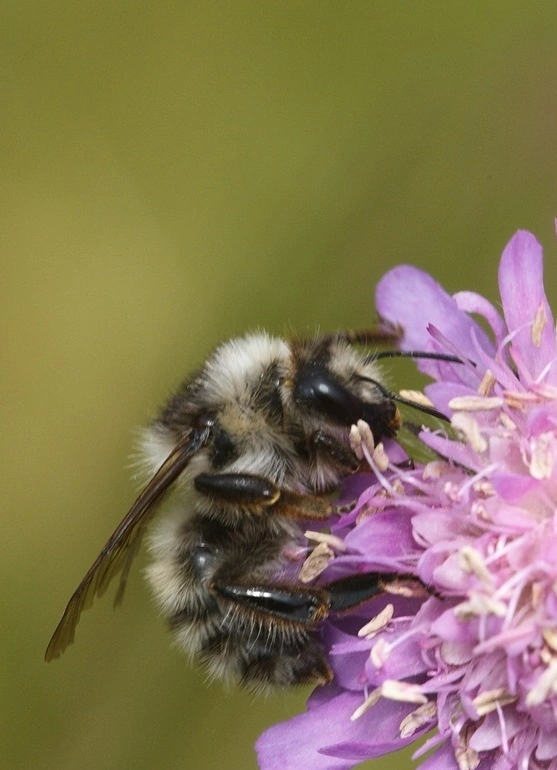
[257,229,557,770]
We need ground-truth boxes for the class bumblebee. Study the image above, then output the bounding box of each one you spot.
[45,330,448,689]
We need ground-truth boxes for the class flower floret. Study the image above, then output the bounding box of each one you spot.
[257,229,557,770]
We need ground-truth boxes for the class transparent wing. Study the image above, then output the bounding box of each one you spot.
[45,426,211,661]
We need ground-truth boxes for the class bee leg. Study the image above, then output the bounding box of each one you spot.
[323,572,417,612]
[212,581,331,625]
[308,430,360,473]
[194,472,335,520]
[323,573,387,612]
[210,580,334,687]
[194,472,280,507]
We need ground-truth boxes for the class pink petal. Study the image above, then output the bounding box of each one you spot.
[343,510,418,562]
[256,691,417,770]
[376,266,494,381]
[498,231,557,383]
[453,291,506,345]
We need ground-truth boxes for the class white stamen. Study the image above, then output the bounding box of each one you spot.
[380,680,427,704]
[504,390,540,409]
[399,701,436,738]
[528,432,554,479]
[299,542,334,583]
[350,419,376,461]
[358,604,394,639]
[499,412,517,430]
[472,479,495,497]
[350,688,381,720]
[472,688,516,716]
[532,302,548,347]
[423,460,450,480]
[532,581,543,609]
[390,478,405,495]
[357,419,375,452]
[349,424,364,460]
[455,744,480,770]
[372,441,390,472]
[355,421,399,497]
[471,501,490,521]
[526,659,557,706]
[477,370,496,396]
[448,395,504,411]
[543,628,557,652]
[440,641,473,665]
[455,593,506,619]
[459,546,493,588]
[451,413,487,453]
[399,389,434,408]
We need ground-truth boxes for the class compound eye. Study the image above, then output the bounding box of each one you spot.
[294,365,365,425]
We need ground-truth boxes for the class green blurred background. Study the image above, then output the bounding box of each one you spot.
[3,3,557,769]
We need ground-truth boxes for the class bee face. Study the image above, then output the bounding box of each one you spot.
[45,330,402,690]
[285,335,401,445]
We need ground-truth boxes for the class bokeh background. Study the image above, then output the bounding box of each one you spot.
[3,3,557,769]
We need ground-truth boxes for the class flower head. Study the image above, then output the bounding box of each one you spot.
[257,229,557,770]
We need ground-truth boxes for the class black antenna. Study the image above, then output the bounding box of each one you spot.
[372,350,463,364]
[363,349,464,422]
[337,333,466,421]
[358,375,450,423]
[333,330,465,367]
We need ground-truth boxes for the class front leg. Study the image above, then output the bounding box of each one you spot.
[194,472,335,520]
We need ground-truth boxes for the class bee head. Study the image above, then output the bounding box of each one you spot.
[289,336,401,442]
